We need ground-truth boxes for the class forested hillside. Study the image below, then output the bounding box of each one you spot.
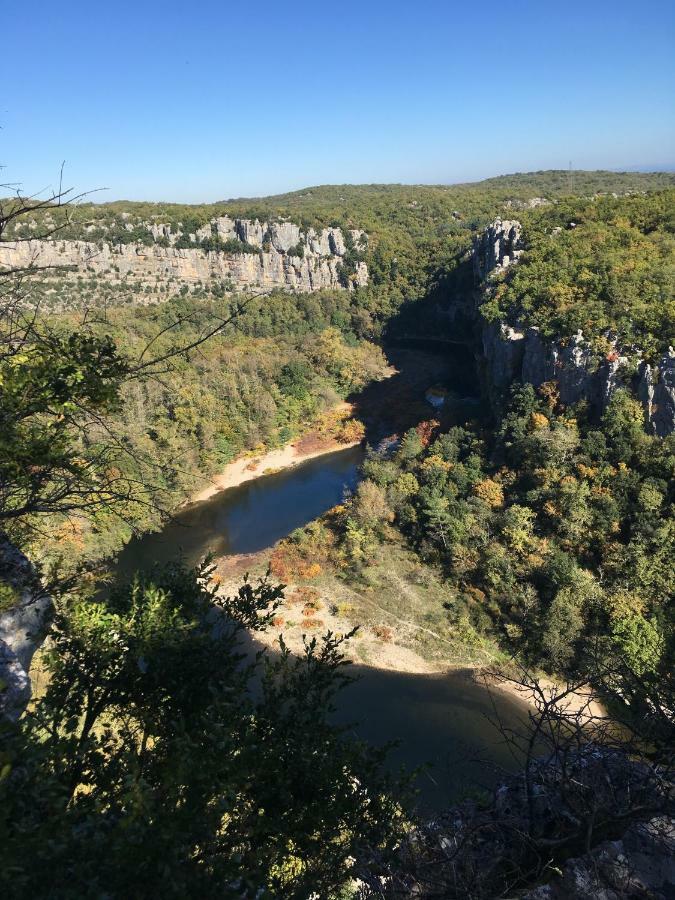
[8,170,674,324]
[299,384,674,678]
[1,172,674,898]
[46,294,387,562]
[7,172,668,567]
[481,190,674,353]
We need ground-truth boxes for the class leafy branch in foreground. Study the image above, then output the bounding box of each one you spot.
[0,559,404,898]
[0,177,266,537]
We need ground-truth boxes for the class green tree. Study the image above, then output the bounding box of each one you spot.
[0,561,403,898]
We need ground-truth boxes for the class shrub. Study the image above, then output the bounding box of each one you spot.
[371,625,394,642]
[0,582,20,614]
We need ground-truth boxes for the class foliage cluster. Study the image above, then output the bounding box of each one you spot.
[0,561,404,898]
[481,190,675,355]
[331,385,674,696]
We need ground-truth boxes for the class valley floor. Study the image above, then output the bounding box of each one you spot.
[214,535,604,721]
[216,545,477,687]
[215,532,498,669]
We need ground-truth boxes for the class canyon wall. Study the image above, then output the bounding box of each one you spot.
[0,217,368,300]
[474,219,675,436]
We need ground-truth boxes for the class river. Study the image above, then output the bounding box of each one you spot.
[112,347,528,813]
[115,445,365,571]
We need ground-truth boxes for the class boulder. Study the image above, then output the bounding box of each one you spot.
[523,817,675,900]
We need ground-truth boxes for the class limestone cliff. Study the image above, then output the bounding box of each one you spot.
[0,536,52,721]
[474,219,675,436]
[472,217,523,281]
[0,217,368,302]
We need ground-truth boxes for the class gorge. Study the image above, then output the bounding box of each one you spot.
[108,342,526,811]
[2,173,673,899]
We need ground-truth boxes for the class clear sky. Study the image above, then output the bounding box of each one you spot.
[3,0,674,202]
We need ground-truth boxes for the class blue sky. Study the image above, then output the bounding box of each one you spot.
[3,0,674,202]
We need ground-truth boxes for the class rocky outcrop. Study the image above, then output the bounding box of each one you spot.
[484,326,617,408]
[523,816,675,900]
[474,219,675,435]
[483,325,675,436]
[481,321,526,389]
[637,350,675,437]
[473,218,523,281]
[0,219,368,301]
[0,536,52,721]
[357,748,673,899]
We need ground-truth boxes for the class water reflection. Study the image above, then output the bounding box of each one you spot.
[335,665,526,812]
[115,445,363,576]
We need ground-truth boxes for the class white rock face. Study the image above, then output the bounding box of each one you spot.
[0,216,368,300]
[473,219,522,281]
[236,219,266,246]
[214,216,237,241]
[328,228,346,256]
[268,222,301,252]
[639,349,675,436]
[307,228,332,256]
[0,537,52,721]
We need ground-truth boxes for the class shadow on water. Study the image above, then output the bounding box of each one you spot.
[111,344,528,814]
[236,623,528,814]
[116,344,481,581]
[352,342,483,446]
[115,445,364,578]
[335,664,527,813]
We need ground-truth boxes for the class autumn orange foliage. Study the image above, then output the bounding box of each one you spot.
[416,419,441,447]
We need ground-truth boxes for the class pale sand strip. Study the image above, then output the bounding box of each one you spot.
[187,438,361,505]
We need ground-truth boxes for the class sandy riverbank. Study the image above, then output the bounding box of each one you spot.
[215,562,602,717]
[477,670,605,719]
[217,564,605,722]
[188,435,361,505]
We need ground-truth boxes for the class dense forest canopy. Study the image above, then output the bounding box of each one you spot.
[482,190,675,354]
[43,293,388,563]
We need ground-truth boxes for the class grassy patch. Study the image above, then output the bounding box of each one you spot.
[312,535,503,666]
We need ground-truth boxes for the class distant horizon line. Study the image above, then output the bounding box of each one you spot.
[19,165,675,208]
